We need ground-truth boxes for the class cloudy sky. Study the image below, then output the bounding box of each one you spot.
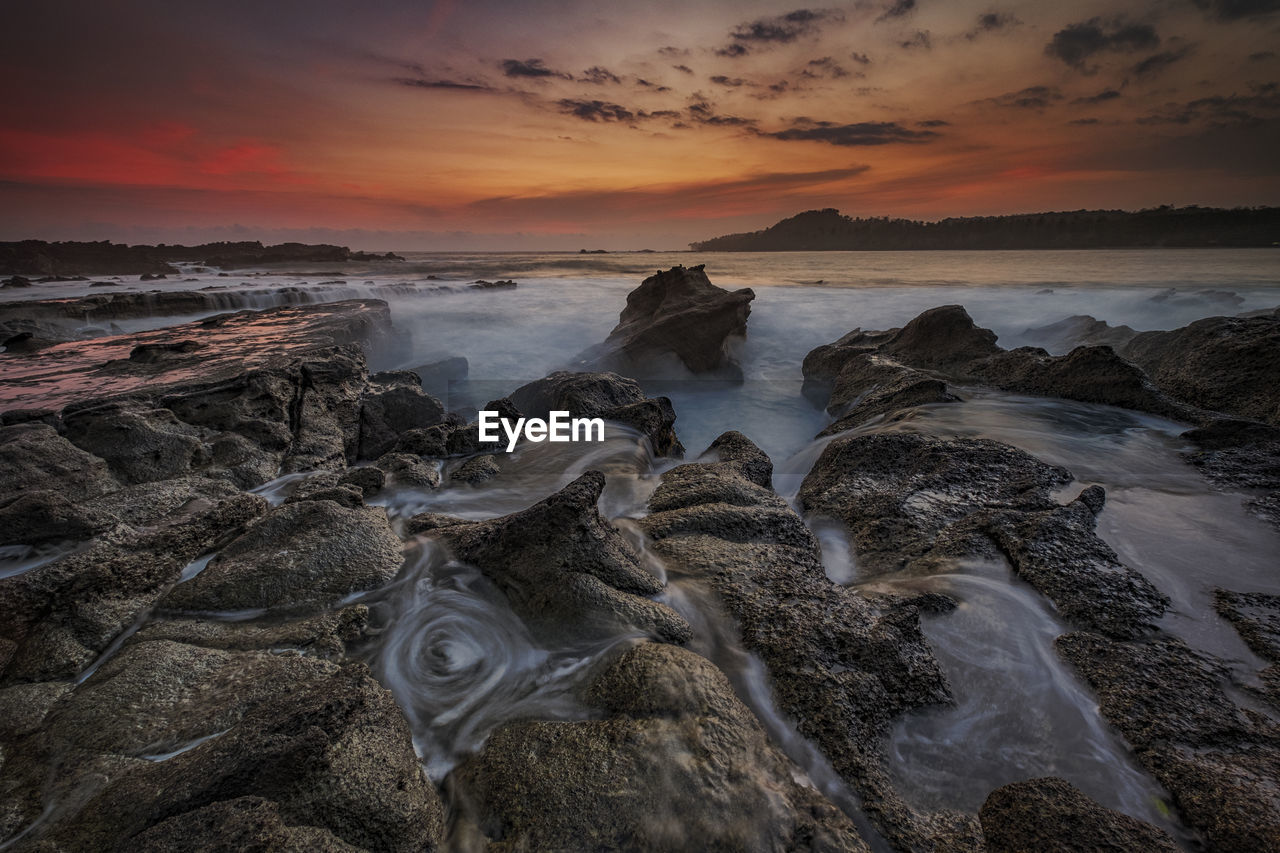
[2,0,1277,249]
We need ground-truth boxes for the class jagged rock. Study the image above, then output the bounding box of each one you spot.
[412,355,468,399]
[424,471,690,645]
[979,777,1178,852]
[1019,314,1138,354]
[802,305,1197,431]
[449,454,500,484]
[578,265,753,379]
[160,500,403,613]
[639,432,976,850]
[1057,631,1280,852]
[798,433,1166,638]
[1214,589,1280,700]
[0,491,265,684]
[357,371,445,459]
[129,797,364,852]
[1181,419,1280,530]
[1123,314,1280,426]
[455,642,869,852]
[61,401,212,486]
[510,371,683,456]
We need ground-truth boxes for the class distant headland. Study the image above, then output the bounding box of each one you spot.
[0,240,404,277]
[690,206,1280,252]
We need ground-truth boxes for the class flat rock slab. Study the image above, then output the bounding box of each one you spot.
[0,299,390,413]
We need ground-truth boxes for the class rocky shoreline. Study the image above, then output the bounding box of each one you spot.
[1,263,1277,851]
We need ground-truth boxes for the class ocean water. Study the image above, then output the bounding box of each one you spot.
[5,248,1279,847]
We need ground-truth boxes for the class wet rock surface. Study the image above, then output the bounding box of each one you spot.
[422,471,691,645]
[510,370,684,455]
[803,305,1197,432]
[1122,314,1280,426]
[1057,631,1280,851]
[578,265,754,379]
[454,642,870,852]
[639,432,976,850]
[979,776,1178,852]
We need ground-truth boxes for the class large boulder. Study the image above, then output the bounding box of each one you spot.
[1122,314,1280,426]
[357,371,445,459]
[979,777,1178,852]
[638,432,976,850]
[509,371,684,456]
[420,471,690,646]
[579,265,753,379]
[454,642,869,852]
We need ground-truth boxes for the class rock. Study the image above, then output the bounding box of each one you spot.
[579,265,753,378]
[509,371,684,456]
[374,452,440,489]
[1,276,32,289]
[449,454,500,484]
[127,340,204,363]
[10,649,442,852]
[357,371,445,459]
[160,500,403,613]
[425,471,690,645]
[0,422,118,505]
[0,491,265,684]
[338,465,384,497]
[1123,314,1280,426]
[131,606,370,660]
[639,432,976,850]
[61,401,212,486]
[1181,419,1280,530]
[798,433,1167,638]
[1214,589,1280,699]
[881,305,1001,370]
[454,642,869,852]
[802,305,1197,429]
[129,797,364,852]
[979,777,1178,852]
[1019,314,1138,354]
[1057,631,1280,851]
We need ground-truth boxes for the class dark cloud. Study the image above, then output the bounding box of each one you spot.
[687,101,758,127]
[721,8,840,56]
[850,52,872,65]
[392,77,495,92]
[580,66,621,85]
[983,85,1065,109]
[1191,0,1280,21]
[763,118,939,146]
[1131,45,1195,78]
[1250,51,1277,62]
[657,46,688,57]
[917,119,949,126]
[556,99,636,122]
[635,78,672,92]
[673,64,695,74]
[803,57,850,78]
[964,11,1020,39]
[501,58,569,79]
[1069,117,1101,125]
[1073,88,1122,104]
[1137,83,1280,126]
[1045,18,1160,73]
[876,0,916,23]
[710,75,751,87]
[900,31,932,50]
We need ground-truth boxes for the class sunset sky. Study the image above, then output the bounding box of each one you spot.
[2,0,1278,249]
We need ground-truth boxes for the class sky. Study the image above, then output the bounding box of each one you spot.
[1,0,1277,249]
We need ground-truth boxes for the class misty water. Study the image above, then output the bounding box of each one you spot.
[10,248,1279,847]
